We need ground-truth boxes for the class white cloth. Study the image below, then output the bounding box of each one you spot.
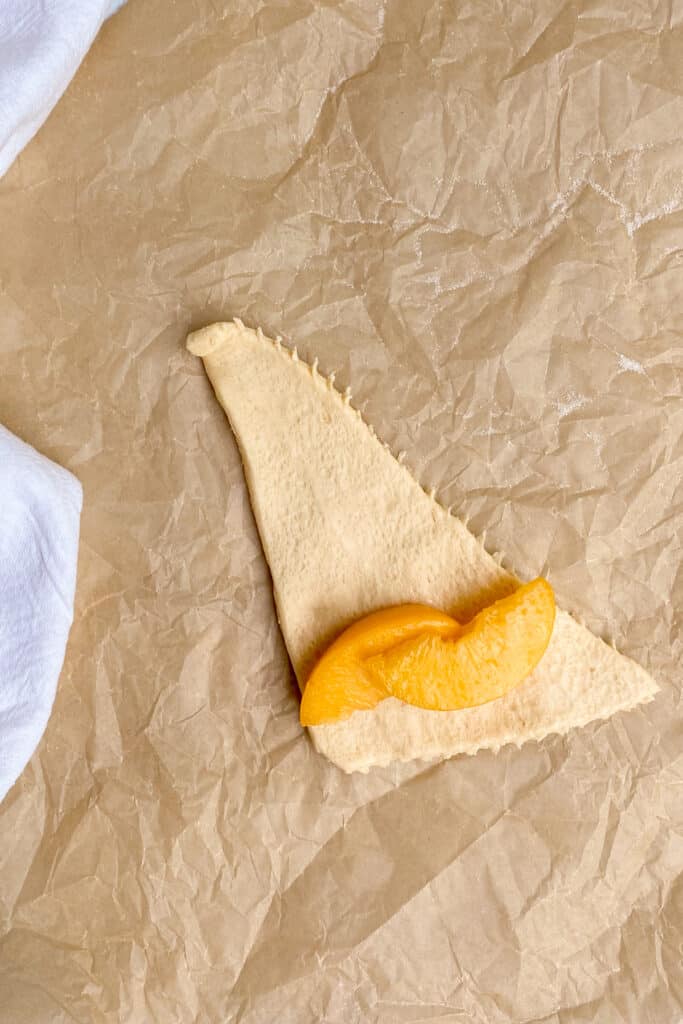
[0,425,82,801]
[0,0,124,178]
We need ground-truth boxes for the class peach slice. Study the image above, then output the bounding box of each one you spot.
[299,580,555,726]
[299,605,460,726]
[366,578,555,711]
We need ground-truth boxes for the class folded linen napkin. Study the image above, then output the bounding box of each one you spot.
[0,424,82,801]
[0,0,124,178]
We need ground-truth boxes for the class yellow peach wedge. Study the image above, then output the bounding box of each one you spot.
[299,604,460,726]
[299,579,555,725]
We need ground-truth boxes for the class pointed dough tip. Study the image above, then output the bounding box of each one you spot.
[187,321,240,358]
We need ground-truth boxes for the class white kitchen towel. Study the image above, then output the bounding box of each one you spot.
[0,0,125,178]
[0,424,82,801]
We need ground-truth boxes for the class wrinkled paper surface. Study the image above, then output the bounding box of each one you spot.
[1,1,682,1021]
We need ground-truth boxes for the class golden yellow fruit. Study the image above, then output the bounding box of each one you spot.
[299,579,555,726]
[366,578,555,711]
[299,605,459,726]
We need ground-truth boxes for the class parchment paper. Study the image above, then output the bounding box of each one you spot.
[0,2,681,1021]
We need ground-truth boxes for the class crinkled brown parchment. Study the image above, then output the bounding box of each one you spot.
[0,1,681,1021]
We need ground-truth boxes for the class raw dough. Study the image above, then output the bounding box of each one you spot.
[187,321,658,773]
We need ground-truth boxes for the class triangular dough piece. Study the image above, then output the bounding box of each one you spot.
[187,321,658,773]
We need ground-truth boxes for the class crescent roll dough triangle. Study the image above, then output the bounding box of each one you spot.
[187,320,658,773]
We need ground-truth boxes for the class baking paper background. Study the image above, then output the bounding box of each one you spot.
[0,1,681,1021]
